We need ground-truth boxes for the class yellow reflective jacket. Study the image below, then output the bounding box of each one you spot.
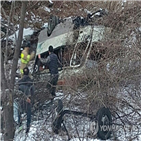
[21,53,30,64]
[20,49,35,75]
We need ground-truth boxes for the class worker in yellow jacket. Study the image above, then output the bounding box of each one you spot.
[20,41,35,76]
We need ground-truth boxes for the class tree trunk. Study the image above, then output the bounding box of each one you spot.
[0,42,14,141]
[11,1,27,89]
[3,91,14,141]
[2,2,27,141]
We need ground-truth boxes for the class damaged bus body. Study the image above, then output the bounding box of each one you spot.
[33,14,111,84]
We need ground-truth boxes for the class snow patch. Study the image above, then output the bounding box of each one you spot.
[70,138,100,141]
[42,23,48,28]
[49,0,53,4]
[84,9,92,15]
[8,28,34,41]
[43,6,51,12]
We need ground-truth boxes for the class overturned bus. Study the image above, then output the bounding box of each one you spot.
[33,14,111,84]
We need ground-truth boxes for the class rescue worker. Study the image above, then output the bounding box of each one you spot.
[18,67,34,133]
[38,45,62,99]
[20,41,35,76]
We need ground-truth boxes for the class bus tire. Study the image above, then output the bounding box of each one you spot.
[96,107,112,140]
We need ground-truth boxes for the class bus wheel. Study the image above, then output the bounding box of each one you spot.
[96,107,112,140]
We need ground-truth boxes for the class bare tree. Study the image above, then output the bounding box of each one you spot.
[1,2,27,140]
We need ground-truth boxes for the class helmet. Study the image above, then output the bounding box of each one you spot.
[48,45,53,52]
[22,40,31,48]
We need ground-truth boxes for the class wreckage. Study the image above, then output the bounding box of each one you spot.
[13,10,114,140]
[33,9,111,84]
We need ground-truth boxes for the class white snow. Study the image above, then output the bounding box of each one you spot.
[42,22,48,28]
[70,139,101,141]
[43,6,51,12]
[8,28,34,41]
[49,0,53,4]
[84,9,92,15]
[12,83,141,141]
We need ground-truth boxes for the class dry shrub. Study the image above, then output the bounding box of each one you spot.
[61,3,141,139]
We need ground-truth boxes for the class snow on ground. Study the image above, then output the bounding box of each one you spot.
[70,139,102,141]
[13,92,108,141]
[42,6,51,12]
[14,119,105,141]
[13,85,141,141]
[49,0,53,4]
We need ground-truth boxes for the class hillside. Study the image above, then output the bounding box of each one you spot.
[1,1,141,141]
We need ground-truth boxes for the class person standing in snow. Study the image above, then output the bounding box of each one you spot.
[20,41,35,77]
[38,45,62,99]
[18,67,34,133]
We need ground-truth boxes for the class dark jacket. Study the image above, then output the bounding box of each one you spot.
[40,53,61,75]
[18,75,34,96]
[48,53,59,74]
